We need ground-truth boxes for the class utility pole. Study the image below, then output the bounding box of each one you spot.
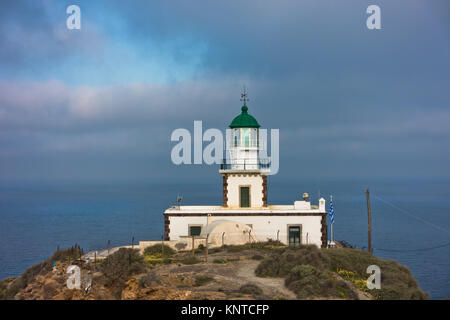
[330,195,334,245]
[366,188,372,255]
[205,234,209,263]
[107,240,111,265]
[191,236,195,257]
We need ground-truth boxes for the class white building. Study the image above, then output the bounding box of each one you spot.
[163,99,328,248]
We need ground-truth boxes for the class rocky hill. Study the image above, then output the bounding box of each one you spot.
[0,242,428,300]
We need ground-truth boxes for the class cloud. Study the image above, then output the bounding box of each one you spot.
[0,74,449,183]
[0,1,105,77]
[0,1,449,182]
[2,1,449,85]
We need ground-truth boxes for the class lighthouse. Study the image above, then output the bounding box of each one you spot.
[220,92,269,208]
[156,91,328,250]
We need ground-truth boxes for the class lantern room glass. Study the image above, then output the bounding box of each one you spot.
[233,128,258,148]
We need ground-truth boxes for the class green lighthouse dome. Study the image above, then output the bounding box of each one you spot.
[229,105,260,128]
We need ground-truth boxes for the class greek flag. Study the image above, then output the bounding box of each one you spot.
[329,196,335,224]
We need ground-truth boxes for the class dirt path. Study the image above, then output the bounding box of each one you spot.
[236,260,297,299]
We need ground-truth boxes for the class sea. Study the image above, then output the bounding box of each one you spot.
[0,177,449,299]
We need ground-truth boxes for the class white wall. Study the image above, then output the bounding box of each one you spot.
[226,175,263,207]
[228,147,259,170]
[168,215,323,247]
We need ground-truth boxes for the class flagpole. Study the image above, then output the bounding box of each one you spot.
[329,194,336,248]
[331,222,333,243]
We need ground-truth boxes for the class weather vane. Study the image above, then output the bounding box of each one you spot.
[240,86,249,106]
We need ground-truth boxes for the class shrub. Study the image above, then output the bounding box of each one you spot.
[223,245,245,252]
[249,240,285,250]
[209,247,223,254]
[139,271,160,288]
[337,268,369,293]
[338,240,355,248]
[194,275,214,287]
[251,254,264,260]
[181,257,201,265]
[239,283,263,297]
[285,264,356,299]
[144,244,175,257]
[144,255,173,266]
[224,240,285,253]
[195,244,205,253]
[143,244,176,266]
[255,245,324,278]
[144,255,164,265]
[254,245,428,300]
[322,248,428,300]
[99,248,146,287]
[213,258,227,264]
[0,278,18,300]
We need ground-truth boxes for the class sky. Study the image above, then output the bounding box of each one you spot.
[0,0,449,185]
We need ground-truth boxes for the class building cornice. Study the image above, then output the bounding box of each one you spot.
[164,211,327,217]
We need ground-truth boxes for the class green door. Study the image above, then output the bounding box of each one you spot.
[240,187,250,207]
[289,226,301,246]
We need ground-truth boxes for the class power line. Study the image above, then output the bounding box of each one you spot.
[373,242,450,252]
[371,193,450,236]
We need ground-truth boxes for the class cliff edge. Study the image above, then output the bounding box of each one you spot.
[0,242,428,300]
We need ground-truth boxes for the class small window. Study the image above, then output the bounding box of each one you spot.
[189,225,202,236]
[242,128,250,147]
[288,225,301,246]
[250,128,257,147]
[233,129,240,147]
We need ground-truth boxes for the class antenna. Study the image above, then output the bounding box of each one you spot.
[240,85,249,106]
[177,194,183,208]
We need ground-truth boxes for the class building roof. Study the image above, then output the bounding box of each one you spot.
[229,105,260,128]
[164,203,326,215]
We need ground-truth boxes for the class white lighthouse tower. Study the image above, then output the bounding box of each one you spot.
[220,91,269,208]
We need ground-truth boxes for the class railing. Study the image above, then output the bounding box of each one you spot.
[220,158,271,170]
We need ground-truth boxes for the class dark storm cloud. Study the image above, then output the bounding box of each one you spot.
[103,0,450,77]
[0,0,104,74]
[0,0,449,183]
